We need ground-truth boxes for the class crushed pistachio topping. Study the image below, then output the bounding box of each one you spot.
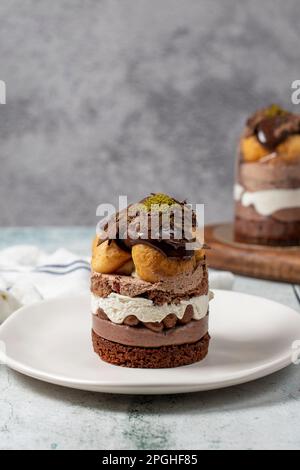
[141,193,178,211]
[264,104,288,118]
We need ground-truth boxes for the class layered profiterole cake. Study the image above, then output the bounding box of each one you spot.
[235,105,300,245]
[91,194,213,368]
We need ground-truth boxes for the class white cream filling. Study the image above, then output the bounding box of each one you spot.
[234,184,300,216]
[91,292,213,324]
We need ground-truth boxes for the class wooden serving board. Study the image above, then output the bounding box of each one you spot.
[205,223,300,284]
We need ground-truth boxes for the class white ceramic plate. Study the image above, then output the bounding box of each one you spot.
[0,290,299,394]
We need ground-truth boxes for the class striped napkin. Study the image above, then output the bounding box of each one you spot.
[0,245,90,323]
[0,245,234,323]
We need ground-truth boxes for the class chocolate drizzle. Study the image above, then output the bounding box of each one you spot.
[98,196,198,259]
[255,115,299,150]
[246,105,300,151]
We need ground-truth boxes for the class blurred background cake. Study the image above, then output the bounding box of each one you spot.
[234,105,300,246]
[91,193,212,368]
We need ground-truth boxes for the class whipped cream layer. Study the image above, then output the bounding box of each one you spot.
[234,184,300,216]
[91,292,213,324]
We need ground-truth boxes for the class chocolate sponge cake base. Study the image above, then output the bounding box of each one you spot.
[92,329,210,368]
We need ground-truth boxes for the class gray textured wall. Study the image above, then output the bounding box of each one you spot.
[0,0,299,226]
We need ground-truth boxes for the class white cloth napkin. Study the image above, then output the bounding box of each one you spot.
[0,245,90,323]
[0,245,234,323]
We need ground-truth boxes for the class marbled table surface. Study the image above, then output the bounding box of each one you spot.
[0,228,299,450]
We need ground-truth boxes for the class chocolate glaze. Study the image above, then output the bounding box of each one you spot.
[118,238,194,259]
[245,106,300,151]
[256,116,289,150]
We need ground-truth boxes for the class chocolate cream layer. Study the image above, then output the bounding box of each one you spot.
[235,161,300,222]
[92,314,209,348]
[91,259,207,305]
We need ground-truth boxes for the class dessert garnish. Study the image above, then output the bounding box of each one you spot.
[255,105,298,150]
[98,193,198,260]
[242,105,300,162]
